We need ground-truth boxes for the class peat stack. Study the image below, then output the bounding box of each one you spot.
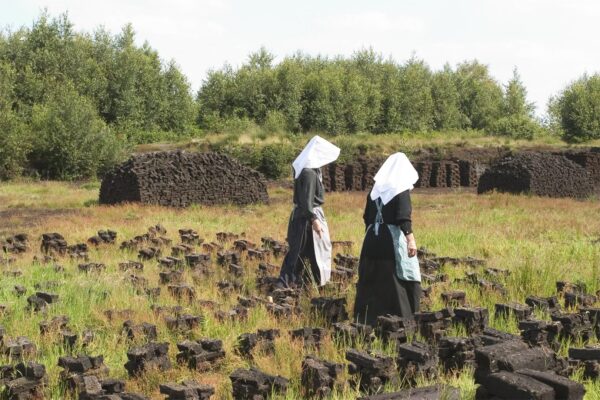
[477,152,593,198]
[324,157,385,192]
[559,148,600,185]
[327,157,471,191]
[99,151,269,207]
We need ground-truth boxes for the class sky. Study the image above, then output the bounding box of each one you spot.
[2,0,600,116]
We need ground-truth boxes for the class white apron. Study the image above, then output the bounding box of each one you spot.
[312,206,332,286]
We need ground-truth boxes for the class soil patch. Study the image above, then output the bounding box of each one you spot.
[0,208,81,235]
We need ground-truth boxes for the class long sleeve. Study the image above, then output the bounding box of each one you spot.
[393,190,412,235]
[294,168,317,220]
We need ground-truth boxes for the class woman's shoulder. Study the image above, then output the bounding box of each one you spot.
[293,168,317,183]
[386,191,410,207]
[397,189,411,199]
[388,190,410,201]
[298,168,318,178]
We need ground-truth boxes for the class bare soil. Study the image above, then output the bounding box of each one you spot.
[0,208,82,235]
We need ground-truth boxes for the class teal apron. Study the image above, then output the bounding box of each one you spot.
[368,198,421,282]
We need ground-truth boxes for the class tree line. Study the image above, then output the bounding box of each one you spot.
[0,13,196,180]
[1,13,599,180]
[198,48,540,138]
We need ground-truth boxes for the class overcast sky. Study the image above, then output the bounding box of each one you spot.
[2,0,600,116]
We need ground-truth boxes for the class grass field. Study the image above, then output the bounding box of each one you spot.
[0,181,599,399]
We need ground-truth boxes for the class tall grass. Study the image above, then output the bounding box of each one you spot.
[0,182,599,398]
[137,129,599,158]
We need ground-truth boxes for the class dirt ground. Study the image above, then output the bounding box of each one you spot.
[0,208,84,235]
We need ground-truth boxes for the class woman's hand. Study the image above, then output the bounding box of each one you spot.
[312,219,324,239]
[406,233,417,257]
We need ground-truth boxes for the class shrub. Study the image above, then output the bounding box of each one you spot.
[550,74,600,142]
[29,85,126,180]
[213,143,261,171]
[200,114,259,135]
[211,141,298,180]
[259,143,297,179]
[489,115,542,140]
[123,129,193,145]
[262,110,287,134]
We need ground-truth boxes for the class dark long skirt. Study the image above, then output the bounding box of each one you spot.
[353,256,421,326]
[278,217,320,288]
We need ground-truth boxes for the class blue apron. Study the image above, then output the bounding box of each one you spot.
[368,198,421,282]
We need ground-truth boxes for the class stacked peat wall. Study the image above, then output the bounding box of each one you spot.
[477,152,594,199]
[99,151,269,207]
[323,148,600,198]
[559,148,600,185]
[322,158,496,192]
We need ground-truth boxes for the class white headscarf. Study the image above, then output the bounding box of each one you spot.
[370,153,419,205]
[292,135,341,179]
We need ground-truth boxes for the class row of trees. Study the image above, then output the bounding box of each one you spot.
[198,48,540,138]
[0,13,196,180]
[1,13,600,181]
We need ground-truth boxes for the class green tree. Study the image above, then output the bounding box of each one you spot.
[248,46,274,70]
[349,48,383,132]
[397,57,434,131]
[273,58,304,132]
[376,62,403,133]
[196,66,236,129]
[0,11,200,180]
[159,61,196,132]
[341,68,369,133]
[196,50,544,136]
[29,84,125,180]
[503,68,535,117]
[550,73,600,142]
[106,25,163,131]
[1,12,74,114]
[299,66,344,133]
[0,61,15,110]
[431,64,464,130]
[236,55,278,124]
[0,61,30,179]
[455,60,503,130]
[0,111,28,180]
[490,68,541,139]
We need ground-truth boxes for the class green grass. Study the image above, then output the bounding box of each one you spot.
[134,130,600,180]
[136,129,600,157]
[0,182,599,398]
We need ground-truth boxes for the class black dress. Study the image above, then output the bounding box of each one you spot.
[278,168,324,287]
[353,190,421,326]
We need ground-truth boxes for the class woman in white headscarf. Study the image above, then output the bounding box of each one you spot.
[354,153,421,325]
[277,135,340,288]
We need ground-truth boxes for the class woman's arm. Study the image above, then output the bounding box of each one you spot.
[295,169,317,221]
[395,191,417,257]
[394,190,413,236]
